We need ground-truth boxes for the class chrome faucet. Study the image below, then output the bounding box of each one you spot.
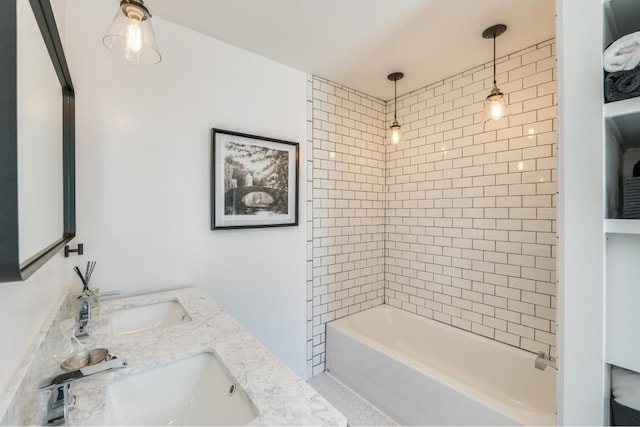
[39,382,75,426]
[39,357,128,425]
[75,294,91,339]
[75,290,121,339]
[535,351,557,371]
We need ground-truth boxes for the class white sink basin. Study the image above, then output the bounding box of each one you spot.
[105,352,257,425]
[110,300,191,335]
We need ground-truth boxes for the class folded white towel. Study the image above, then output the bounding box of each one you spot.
[604,31,640,72]
[612,366,640,411]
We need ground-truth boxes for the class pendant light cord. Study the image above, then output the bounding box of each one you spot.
[394,79,398,120]
[493,33,497,85]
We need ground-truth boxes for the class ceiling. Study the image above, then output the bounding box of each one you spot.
[146,0,556,101]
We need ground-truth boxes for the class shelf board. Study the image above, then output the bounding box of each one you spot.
[605,218,640,234]
[604,97,640,119]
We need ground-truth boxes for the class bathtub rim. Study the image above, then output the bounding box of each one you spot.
[326,304,557,426]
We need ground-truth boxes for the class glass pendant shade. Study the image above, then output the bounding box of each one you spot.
[484,84,509,122]
[103,0,161,64]
[482,24,508,122]
[387,71,404,145]
[390,119,402,145]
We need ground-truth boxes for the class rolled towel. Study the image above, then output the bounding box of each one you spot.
[604,31,640,72]
[604,65,640,102]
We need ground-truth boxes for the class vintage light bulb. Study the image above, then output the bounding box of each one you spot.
[125,16,143,52]
[390,120,401,145]
[484,85,509,122]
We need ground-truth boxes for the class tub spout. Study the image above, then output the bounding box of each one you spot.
[535,351,556,371]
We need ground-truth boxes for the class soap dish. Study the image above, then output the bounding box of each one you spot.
[61,348,111,371]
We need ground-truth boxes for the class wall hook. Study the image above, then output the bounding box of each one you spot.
[64,243,84,258]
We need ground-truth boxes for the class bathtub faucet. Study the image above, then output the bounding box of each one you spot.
[535,351,556,371]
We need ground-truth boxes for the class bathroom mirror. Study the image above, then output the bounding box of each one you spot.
[0,0,75,282]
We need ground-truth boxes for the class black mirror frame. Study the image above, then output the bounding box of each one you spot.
[0,0,75,282]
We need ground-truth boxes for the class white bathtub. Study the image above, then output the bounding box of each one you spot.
[326,305,556,426]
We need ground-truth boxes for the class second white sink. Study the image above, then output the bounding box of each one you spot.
[110,300,191,335]
[104,352,257,425]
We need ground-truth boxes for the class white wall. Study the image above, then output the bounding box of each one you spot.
[0,258,70,396]
[64,0,308,375]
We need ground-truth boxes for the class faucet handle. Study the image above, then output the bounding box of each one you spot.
[41,357,128,389]
[80,357,127,376]
[39,371,83,390]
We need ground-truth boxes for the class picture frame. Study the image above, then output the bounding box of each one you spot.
[211,128,299,230]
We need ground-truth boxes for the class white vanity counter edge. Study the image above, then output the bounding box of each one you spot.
[0,282,74,425]
[65,287,347,426]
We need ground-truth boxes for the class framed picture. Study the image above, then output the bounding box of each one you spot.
[211,129,299,230]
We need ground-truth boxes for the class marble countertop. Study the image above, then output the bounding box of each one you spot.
[60,287,346,426]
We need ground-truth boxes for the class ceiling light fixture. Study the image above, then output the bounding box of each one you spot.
[482,24,508,122]
[387,72,404,145]
[103,0,161,64]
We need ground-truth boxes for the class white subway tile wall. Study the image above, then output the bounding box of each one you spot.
[307,76,387,375]
[306,74,315,377]
[307,40,557,374]
[385,39,557,357]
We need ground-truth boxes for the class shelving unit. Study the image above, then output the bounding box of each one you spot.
[603,0,640,377]
[603,0,640,222]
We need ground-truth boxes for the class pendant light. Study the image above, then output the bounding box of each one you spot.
[482,24,508,122]
[103,0,162,64]
[388,72,404,145]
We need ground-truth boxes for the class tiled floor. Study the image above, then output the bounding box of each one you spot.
[307,372,398,426]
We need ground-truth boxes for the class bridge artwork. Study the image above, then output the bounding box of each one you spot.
[224,185,288,215]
